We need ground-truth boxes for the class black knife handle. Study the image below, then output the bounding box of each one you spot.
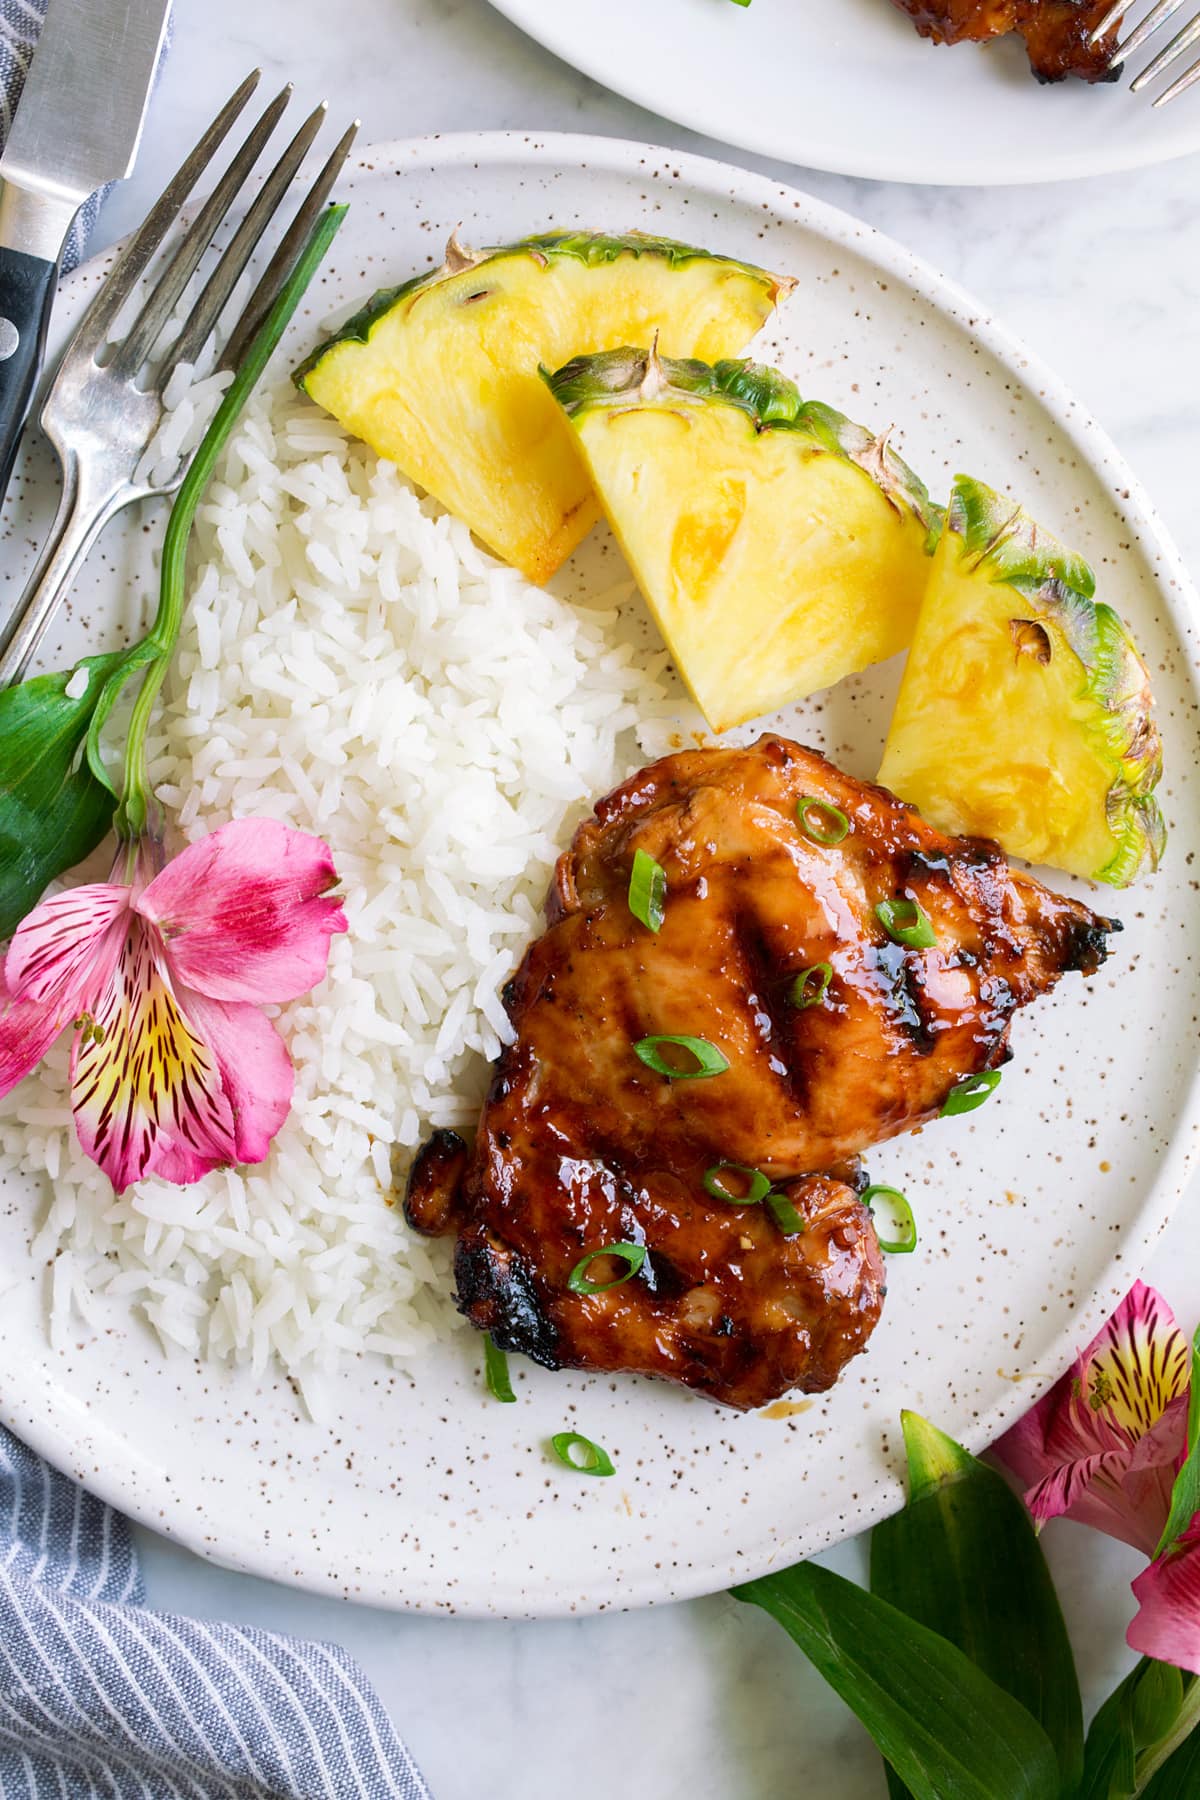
[0,244,55,505]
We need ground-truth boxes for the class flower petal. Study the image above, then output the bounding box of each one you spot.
[1129,1522,1200,1676]
[1021,1433,1178,1557]
[1086,1280,1190,1439]
[0,967,68,1096]
[71,922,239,1192]
[169,985,293,1170]
[135,819,346,1005]
[0,883,129,1099]
[992,1282,1191,1556]
[6,883,129,1012]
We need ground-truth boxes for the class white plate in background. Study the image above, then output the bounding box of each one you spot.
[487,0,1200,184]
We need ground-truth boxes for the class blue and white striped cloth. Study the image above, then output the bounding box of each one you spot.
[1,1428,432,1797]
[0,10,432,1797]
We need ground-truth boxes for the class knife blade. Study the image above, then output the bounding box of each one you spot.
[0,0,172,502]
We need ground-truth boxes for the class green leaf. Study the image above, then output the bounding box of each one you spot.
[1154,1324,1200,1560]
[870,1413,1083,1799]
[1140,1688,1200,1799]
[1081,1665,1140,1800]
[0,653,125,936]
[1080,1661,1193,1800]
[1132,1662,1186,1748]
[731,1560,1060,1800]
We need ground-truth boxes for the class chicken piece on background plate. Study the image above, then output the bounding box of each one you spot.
[888,0,1120,82]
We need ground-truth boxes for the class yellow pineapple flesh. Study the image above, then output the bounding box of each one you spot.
[879,476,1165,886]
[295,232,790,585]
[545,349,940,732]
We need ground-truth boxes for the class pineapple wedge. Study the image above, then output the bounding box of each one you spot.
[294,231,790,585]
[545,347,939,731]
[879,475,1165,887]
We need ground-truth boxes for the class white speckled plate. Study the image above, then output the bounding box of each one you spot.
[487,0,1200,186]
[1,133,1198,1618]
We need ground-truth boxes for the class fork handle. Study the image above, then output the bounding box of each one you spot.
[0,454,131,687]
[0,244,56,502]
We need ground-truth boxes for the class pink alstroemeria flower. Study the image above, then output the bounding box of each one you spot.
[993,1280,1190,1556]
[994,1280,1200,1675]
[0,819,346,1192]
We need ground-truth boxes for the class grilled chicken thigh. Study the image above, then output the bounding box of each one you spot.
[407,737,1117,1409]
[890,0,1120,82]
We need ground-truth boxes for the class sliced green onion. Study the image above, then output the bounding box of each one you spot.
[863,1184,918,1255]
[628,847,667,933]
[796,797,850,846]
[767,1194,805,1236]
[788,961,833,1010]
[550,1431,615,1477]
[483,1334,516,1402]
[941,1070,1003,1117]
[567,1243,647,1295]
[704,1163,771,1205]
[634,1034,730,1079]
[875,896,937,950]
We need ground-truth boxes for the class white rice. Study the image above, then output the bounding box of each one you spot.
[0,372,691,1415]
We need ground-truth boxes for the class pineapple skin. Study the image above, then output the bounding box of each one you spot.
[546,348,941,731]
[294,233,791,585]
[879,476,1166,888]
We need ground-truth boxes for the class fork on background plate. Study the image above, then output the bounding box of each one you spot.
[0,72,357,689]
[1094,0,1200,102]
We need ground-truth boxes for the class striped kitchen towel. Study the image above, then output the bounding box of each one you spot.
[0,1427,432,1798]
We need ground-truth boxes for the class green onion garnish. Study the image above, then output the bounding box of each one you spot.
[876,897,937,950]
[767,1194,805,1236]
[863,1184,918,1254]
[796,798,850,846]
[788,961,833,1010]
[567,1243,647,1295]
[628,847,667,933]
[483,1333,516,1402]
[941,1070,1003,1117]
[550,1431,615,1477]
[704,1163,771,1205]
[634,1034,730,1079]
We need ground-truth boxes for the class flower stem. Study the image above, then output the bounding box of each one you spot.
[116,201,349,838]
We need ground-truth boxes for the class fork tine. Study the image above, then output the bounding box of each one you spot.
[216,120,359,375]
[166,100,331,374]
[67,71,262,360]
[1116,0,1191,61]
[1131,4,1200,85]
[109,84,294,380]
[1152,41,1200,97]
[1090,0,1133,42]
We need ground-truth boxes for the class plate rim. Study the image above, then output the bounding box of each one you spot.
[3,127,1199,1616]
[485,0,1200,186]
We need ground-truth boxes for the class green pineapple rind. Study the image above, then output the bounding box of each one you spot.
[293,233,788,391]
[945,474,1165,885]
[545,349,942,541]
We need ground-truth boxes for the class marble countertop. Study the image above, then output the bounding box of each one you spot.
[93,2,1200,1794]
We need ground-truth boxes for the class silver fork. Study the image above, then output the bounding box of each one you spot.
[1093,0,1200,102]
[0,71,357,686]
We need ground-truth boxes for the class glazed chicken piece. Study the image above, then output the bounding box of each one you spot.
[890,0,1120,82]
[407,737,1117,1410]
